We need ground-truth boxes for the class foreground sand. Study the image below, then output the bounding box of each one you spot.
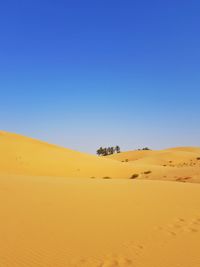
[1,131,200,266]
[1,174,200,267]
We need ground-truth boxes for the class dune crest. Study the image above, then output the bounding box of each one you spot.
[1,131,200,183]
[1,131,200,266]
[0,131,134,179]
[108,147,200,183]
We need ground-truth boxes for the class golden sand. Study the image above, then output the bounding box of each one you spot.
[0,131,200,266]
[108,147,200,183]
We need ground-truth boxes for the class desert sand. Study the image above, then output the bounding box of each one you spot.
[0,131,134,179]
[0,131,200,267]
[108,147,200,183]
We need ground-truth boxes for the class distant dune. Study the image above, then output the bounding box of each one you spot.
[108,147,200,183]
[1,130,200,182]
[0,131,200,266]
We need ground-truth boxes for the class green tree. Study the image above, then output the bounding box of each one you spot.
[96,147,104,156]
[102,148,108,156]
[110,147,114,154]
[115,145,121,153]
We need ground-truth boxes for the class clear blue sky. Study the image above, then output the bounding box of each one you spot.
[0,0,200,153]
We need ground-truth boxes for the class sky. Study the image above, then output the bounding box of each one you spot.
[0,0,200,153]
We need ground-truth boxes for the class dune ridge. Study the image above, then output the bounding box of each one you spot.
[1,130,200,183]
[1,131,200,266]
[0,130,134,179]
[108,147,200,183]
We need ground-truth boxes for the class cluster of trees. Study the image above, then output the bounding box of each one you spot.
[96,146,121,156]
[96,146,151,156]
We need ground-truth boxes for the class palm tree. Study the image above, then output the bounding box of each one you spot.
[107,147,111,155]
[97,146,120,156]
[115,145,121,153]
[102,148,108,156]
[97,147,104,156]
[110,147,114,154]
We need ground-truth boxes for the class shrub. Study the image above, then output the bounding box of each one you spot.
[137,147,151,151]
[103,176,111,179]
[197,157,200,160]
[130,174,139,179]
[144,171,152,175]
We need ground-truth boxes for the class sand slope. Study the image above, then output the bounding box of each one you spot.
[0,175,200,267]
[1,130,200,182]
[0,131,135,179]
[108,148,200,183]
[1,131,200,266]
[0,131,200,183]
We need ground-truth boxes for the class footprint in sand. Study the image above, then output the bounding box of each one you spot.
[187,227,199,233]
[101,257,133,267]
[69,255,134,267]
[122,241,145,257]
[157,217,200,236]
[70,258,87,266]
[185,217,200,233]
[100,253,134,267]
[101,259,119,267]
[192,218,200,225]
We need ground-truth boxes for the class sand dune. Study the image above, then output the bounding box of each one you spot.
[107,150,157,162]
[1,130,200,183]
[0,175,200,267]
[108,148,200,183]
[166,146,200,153]
[0,131,135,179]
[108,147,200,164]
[1,131,200,266]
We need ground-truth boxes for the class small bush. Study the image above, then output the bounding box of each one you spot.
[130,174,139,179]
[197,157,200,160]
[125,159,129,162]
[103,176,111,179]
[144,171,152,175]
[90,176,95,179]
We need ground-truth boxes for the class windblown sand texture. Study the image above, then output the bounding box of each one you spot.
[0,131,200,266]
